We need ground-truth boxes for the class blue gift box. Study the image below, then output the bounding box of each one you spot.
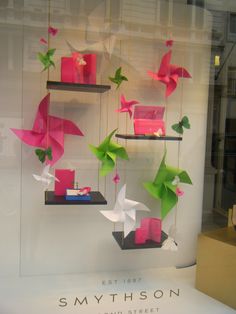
[65,195,91,201]
[65,189,92,201]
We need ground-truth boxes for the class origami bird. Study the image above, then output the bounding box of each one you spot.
[37,48,56,71]
[100,184,150,237]
[89,129,129,177]
[147,49,191,97]
[116,94,139,119]
[109,67,128,89]
[35,146,52,163]
[143,151,192,219]
[33,164,59,190]
[11,94,83,166]
[171,116,190,135]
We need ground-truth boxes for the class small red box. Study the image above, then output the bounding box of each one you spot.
[135,218,162,244]
[61,54,96,84]
[133,106,165,135]
[54,169,75,196]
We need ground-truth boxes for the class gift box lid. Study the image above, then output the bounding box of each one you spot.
[134,105,165,120]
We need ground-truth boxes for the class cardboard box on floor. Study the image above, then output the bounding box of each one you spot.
[195,227,236,310]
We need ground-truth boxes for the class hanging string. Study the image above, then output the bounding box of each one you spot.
[19,1,26,277]
[97,93,102,191]
[47,0,51,82]
[174,52,185,232]
[46,0,51,156]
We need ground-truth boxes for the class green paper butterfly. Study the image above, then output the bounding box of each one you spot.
[37,48,56,71]
[89,129,129,177]
[171,116,190,135]
[109,67,128,89]
[143,151,192,219]
[35,147,53,163]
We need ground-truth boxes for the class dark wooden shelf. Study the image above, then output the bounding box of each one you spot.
[47,81,111,93]
[112,231,168,250]
[115,134,182,141]
[45,191,107,205]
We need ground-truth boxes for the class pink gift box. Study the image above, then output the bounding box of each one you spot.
[133,106,165,135]
[61,54,96,84]
[54,169,75,196]
[135,217,162,244]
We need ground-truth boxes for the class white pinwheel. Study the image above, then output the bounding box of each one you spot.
[100,184,150,237]
[33,165,59,190]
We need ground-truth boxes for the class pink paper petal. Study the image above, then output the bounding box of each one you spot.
[48,26,58,36]
[176,187,184,197]
[40,37,48,45]
[113,173,120,184]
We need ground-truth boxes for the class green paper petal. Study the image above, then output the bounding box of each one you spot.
[113,147,129,160]
[106,151,117,163]
[178,170,192,184]
[100,157,115,176]
[161,187,178,219]
[143,182,161,201]
[89,145,105,161]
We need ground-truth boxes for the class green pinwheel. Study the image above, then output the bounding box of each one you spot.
[143,151,192,219]
[171,116,190,135]
[37,48,56,71]
[89,129,129,176]
[109,67,128,89]
[35,147,52,163]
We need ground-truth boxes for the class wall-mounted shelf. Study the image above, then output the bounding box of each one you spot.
[112,231,168,250]
[115,134,182,141]
[45,191,107,205]
[46,81,111,93]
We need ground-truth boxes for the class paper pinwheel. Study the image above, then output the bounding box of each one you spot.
[89,129,129,177]
[147,49,191,97]
[109,67,128,89]
[171,116,190,134]
[37,48,56,71]
[11,94,83,166]
[35,147,52,163]
[100,184,150,237]
[33,165,59,190]
[116,94,139,119]
[143,151,192,219]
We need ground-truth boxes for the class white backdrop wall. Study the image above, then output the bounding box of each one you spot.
[0,0,212,276]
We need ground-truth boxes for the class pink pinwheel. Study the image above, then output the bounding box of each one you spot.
[116,94,139,119]
[11,94,83,166]
[48,26,58,36]
[147,50,191,97]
